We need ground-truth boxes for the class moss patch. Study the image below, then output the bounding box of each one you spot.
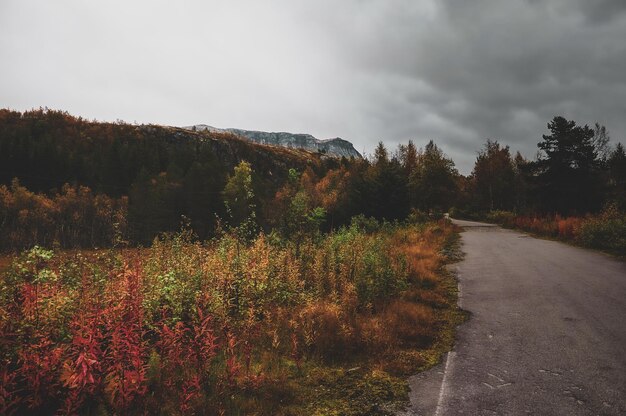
[283,366,409,416]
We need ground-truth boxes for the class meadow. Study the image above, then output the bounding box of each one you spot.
[0,218,463,415]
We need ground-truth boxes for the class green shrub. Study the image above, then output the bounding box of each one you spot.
[349,215,380,234]
[577,209,626,254]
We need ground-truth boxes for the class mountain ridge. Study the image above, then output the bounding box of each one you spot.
[185,124,362,159]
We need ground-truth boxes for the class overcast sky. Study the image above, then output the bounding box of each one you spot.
[2,0,626,173]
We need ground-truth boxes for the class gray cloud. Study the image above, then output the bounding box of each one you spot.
[575,0,626,24]
[1,0,625,173]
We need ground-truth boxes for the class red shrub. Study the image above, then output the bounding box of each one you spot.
[179,374,201,414]
[225,332,241,388]
[557,217,583,239]
[191,308,219,372]
[156,307,220,412]
[102,264,147,411]
[60,312,105,413]
[17,336,64,409]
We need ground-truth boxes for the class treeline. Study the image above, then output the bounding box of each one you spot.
[1,110,625,252]
[459,116,626,216]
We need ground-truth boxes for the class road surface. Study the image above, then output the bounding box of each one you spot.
[399,219,626,415]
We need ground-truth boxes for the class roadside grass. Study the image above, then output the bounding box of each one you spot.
[281,223,467,415]
[484,206,626,257]
[0,221,465,415]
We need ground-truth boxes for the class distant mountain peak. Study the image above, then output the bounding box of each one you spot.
[184,125,362,159]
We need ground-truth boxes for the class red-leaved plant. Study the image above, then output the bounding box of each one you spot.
[157,306,219,412]
[60,311,104,414]
[17,335,64,409]
[103,263,147,412]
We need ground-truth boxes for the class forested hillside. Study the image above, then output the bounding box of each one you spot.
[0,109,323,245]
[0,109,461,251]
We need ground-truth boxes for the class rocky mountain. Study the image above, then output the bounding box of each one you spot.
[186,124,362,159]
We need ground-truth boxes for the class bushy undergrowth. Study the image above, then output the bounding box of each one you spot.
[486,205,626,255]
[0,220,458,415]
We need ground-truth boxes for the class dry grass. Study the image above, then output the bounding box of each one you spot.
[403,287,450,309]
[383,300,438,347]
[297,300,356,361]
[392,228,444,292]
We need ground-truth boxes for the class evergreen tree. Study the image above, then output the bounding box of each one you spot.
[535,116,603,214]
[365,142,409,220]
[398,140,419,208]
[472,140,515,211]
[412,141,459,213]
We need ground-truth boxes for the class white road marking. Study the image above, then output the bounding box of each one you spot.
[434,351,456,416]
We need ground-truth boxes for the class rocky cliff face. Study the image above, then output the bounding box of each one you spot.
[186,125,362,159]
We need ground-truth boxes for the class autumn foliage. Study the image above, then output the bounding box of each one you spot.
[486,205,626,254]
[0,218,457,415]
[0,179,127,251]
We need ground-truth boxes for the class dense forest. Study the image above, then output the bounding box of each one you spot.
[1,109,625,252]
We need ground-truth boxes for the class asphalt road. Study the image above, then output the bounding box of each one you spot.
[399,219,626,415]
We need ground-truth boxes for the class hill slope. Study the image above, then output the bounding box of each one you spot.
[0,109,325,242]
[0,109,321,195]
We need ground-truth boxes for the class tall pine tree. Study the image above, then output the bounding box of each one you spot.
[535,116,602,214]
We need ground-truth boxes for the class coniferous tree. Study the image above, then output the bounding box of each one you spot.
[534,116,603,214]
[472,140,515,211]
[398,140,419,208]
[412,141,459,213]
[365,142,409,220]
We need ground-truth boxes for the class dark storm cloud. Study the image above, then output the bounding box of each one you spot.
[1,0,625,173]
[576,0,626,23]
[363,0,626,171]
